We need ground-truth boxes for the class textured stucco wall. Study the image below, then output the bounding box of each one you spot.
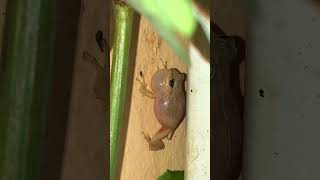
[119,17,187,180]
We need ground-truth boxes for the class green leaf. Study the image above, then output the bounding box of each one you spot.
[127,0,196,37]
[126,0,197,64]
[0,0,56,179]
[110,3,134,180]
[157,170,184,180]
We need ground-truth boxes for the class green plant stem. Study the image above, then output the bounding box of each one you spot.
[110,2,134,180]
[0,0,56,179]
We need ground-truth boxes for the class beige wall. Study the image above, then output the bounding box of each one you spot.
[118,17,187,180]
[64,1,188,179]
[0,0,185,179]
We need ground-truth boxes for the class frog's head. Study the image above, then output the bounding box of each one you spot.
[151,68,186,95]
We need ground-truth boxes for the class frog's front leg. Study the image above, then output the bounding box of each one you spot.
[136,72,156,99]
[142,127,172,151]
[159,58,167,69]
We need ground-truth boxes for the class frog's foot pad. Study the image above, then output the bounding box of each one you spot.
[141,131,165,151]
[136,76,152,97]
[149,140,165,151]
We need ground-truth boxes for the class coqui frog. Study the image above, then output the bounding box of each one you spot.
[137,60,187,151]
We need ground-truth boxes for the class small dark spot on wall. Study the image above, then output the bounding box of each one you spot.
[96,30,104,52]
[191,89,193,92]
[139,71,143,77]
[259,89,265,98]
[316,93,320,99]
[306,42,312,48]
[316,72,320,80]
[273,152,279,158]
[297,113,305,119]
[312,17,317,22]
[304,65,310,70]
[297,51,302,55]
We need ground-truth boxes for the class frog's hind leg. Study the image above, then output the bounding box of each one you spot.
[142,127,172,151]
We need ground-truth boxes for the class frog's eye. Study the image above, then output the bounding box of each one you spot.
[169,79,174,88]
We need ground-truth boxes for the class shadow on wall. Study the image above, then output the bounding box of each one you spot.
[40,0,81,179]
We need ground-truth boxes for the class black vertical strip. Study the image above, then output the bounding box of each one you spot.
[212,21,245,180]
[39,0,81,179]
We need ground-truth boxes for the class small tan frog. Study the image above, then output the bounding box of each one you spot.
[137,60,187,151]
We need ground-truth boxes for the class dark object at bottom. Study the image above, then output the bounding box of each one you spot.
[212,22,245,180]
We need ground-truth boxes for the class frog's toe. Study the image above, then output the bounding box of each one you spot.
[141,131,151,142]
